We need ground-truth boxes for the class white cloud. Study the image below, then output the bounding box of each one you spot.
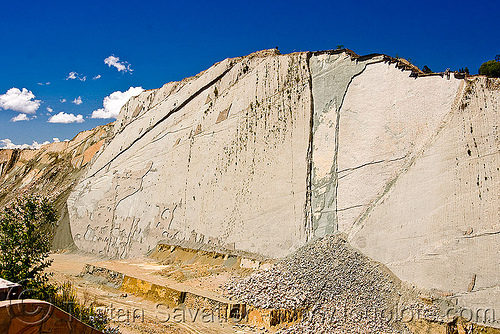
[37,82,50,86]
[93,74,101,80]
[0,88,41,114]
[104,55,133,72]
[91,86,143,119]
[60,98,66,103]
[0,139,50,150]
[10,113,29,122]
[72,96,83,105]
[48,112,84,123]
[0,139,30,149]
[65,71,86,81]
[46,107,53,113]
[52,138,60,142]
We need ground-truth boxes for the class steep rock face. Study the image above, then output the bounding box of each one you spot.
[0,124,114,249]
[68,50,313,258]
[349,77,500,303]
[310,56,461,236]
[65,49,499,307]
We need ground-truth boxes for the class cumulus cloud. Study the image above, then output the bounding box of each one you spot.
[93,74,101,80]
[11,113,29,122]
[37,82,50,86]
[46,107,53,113]
[91,86,143,119]
[104,55,133,72]
[72,96,83,105]
[0,88,41,114]
[53,138,60,142]
[0,139,50,150]
[65,71,86,81]
[60,98,66,103]
[48,112,84,123]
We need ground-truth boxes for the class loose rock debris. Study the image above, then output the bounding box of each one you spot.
[224,235,442,333]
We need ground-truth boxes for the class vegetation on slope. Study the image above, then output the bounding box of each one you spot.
[479,55,500,77]
[0,195,119,333]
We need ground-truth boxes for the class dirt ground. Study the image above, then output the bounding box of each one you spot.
[48,251,269,334]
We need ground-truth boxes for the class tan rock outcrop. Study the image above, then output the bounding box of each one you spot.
[0,123,114,249]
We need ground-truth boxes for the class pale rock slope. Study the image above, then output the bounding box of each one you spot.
[65,49,499,308]
[68,49,312,258]
[349,77,500,308]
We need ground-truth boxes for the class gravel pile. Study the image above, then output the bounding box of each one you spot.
[224,234,441,333]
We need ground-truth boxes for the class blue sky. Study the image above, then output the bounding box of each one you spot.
[1,0,498,148]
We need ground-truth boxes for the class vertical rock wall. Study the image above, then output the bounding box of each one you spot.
[66,50,500,307]
[308,53,462,238]
[308,52,382,237]
[68,51,313,258]
[349,77,500,300]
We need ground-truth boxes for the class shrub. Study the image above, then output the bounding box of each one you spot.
[52,281,119,333]
[479,58,500,78]
[0,195,57,300]
[0,197,119,333]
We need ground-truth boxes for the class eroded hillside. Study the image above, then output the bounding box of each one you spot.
[0,123,114,249]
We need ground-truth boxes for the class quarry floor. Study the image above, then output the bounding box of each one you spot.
[48,252,266,334]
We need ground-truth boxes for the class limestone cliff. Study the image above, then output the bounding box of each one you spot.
[2,49,498,311]
[69,49,312,259]
[68,49,499,309]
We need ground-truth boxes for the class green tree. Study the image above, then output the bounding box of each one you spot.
[478,58,500,78]
[0,196,57,299]
[0,197,119,332]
